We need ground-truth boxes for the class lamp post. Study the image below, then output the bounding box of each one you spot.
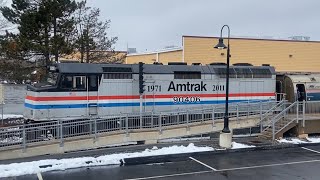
[214,25,231,133]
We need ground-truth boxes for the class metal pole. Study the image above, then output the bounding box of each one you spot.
[217,25,231,133]
[22,125,26,152]
[94,118,97,140]
[0,84,4,126]
[236,104,239,121]
[272,117,275,140]
[159,113,162,133]
[125,114,129,136]
[296,101,299,123]
[212,107,215,127]
[1,103,3,126]
[60,120,63,147]
[260,102,263,133]
[140,95,143,129]
[303,100,306,127]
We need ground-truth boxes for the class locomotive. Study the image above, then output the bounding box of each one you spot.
[24,63,277,121]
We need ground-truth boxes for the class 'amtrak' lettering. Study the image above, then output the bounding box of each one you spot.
[168,81,207,92]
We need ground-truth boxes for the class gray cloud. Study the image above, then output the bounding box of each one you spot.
[87,0,320,52]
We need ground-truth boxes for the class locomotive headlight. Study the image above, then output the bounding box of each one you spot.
[49,66,57,72]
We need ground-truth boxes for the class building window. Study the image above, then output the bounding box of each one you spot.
[174,71,201,79]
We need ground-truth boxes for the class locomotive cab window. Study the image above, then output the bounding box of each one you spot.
[60,75,86,90]
[73,76,86,89]
[60,75,73,89]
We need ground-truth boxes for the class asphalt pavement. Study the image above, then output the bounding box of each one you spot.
[4,144,320,180]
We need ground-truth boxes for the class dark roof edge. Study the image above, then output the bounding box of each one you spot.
[182,35,320,43]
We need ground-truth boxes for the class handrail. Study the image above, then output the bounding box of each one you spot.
[272,101,297,124]
[260,100,285,122]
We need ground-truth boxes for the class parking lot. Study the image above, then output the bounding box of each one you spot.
[4,144,320,180]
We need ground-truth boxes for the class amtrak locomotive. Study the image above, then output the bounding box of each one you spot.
[24,63,277,121]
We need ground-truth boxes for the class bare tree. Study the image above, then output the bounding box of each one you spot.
[74,1,122,63]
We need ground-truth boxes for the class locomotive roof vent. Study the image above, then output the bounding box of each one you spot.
[168,62,187,65]
[153,62,163,65]
[233,63,253,66]
[102,67,132,73]
[192,63,201,66]
[209,62,226,66]
[262,64,270,66]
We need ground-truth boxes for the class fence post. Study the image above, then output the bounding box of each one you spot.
[60,120,63,147]
[186,110,189,131]
[272,117,275,141]
[158,113,162,133]
[212,107,215,127]
[260,102,263,132]
[236,104,239,122]
[22,124,26,152]
[296,101,299,123]
[247,101,249,118]
[94,118,97,141]
[140,112,143,129]
[89,117,92,135]
[201,110,204,123]
[125,114,129,136]
[151,112,154,127]
[303,100,306,127]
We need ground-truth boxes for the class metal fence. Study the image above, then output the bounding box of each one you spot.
[0,100,280,150]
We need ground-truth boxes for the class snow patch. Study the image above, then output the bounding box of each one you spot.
[277,137,320,144]
[158,137,210,143]
[231,142,256,149]
[0,143,214,178]
[1,114,23,119]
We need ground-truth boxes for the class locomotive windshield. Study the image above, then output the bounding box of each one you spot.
[46,72,58,85]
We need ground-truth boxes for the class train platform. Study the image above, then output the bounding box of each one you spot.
[3,143,320,180]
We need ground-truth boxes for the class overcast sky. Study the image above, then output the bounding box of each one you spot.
[87,0,319,52]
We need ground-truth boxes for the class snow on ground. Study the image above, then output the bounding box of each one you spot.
[231,142,256,149]
[278,137,320,144]
[0,143,214,178]
[159,137,210,143]
[1,114,23,119]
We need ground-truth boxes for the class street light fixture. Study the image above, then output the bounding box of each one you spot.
[214,25,231,133]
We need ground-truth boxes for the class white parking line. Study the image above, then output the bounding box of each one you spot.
[124,170,212,180]
[189,157,217,171]
[301,147,320,154]
[216,159,320,172]
[37,172,43,180]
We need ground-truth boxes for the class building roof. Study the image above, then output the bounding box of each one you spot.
[183,35,320,43]
[127,47,182,57]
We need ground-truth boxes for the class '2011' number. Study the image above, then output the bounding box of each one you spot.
[212,85,225,91]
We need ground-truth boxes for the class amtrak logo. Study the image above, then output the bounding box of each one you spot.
[168,81,207,92]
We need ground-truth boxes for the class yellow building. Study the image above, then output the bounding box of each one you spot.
[126,36,320,72]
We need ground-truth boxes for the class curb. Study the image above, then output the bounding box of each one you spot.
[123,142,320,166]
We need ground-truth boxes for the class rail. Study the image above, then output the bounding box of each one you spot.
[0,100,279,150]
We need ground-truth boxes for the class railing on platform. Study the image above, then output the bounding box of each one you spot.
[262,100,320,140]
[0,100,280,150]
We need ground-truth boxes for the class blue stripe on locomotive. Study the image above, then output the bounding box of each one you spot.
[25,99,271,110]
